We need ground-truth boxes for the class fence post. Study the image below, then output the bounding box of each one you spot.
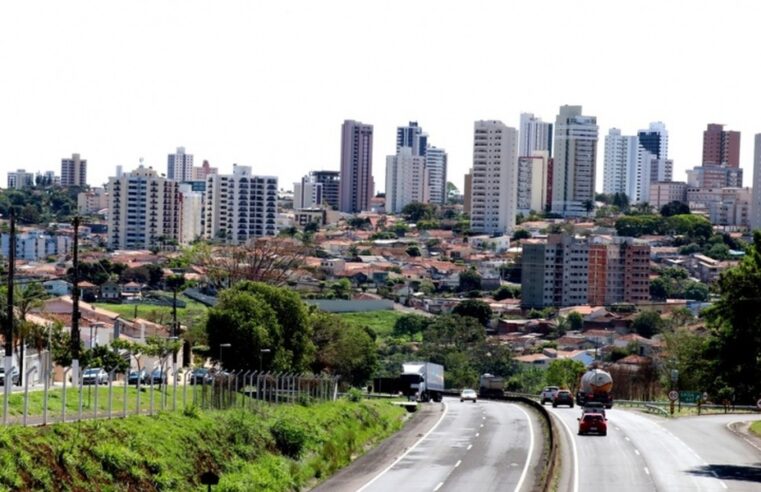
[183,370,191,410]
[108,369,116,420]
[123,372,129,418]
[77,366,85,423]
[42,363,50,426]
[241,371,250,409]
[94,371,100,421]
[173,365,179,412]
[62,368,70,423]
[23,367,38,426]
[149,366,155,416]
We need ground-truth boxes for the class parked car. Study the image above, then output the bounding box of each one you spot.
[127,369,150,385]
[578,413,607,436]
[0,367,19,386]
[151,368,167,385]
[189,368,212,385]
[540,386,559,404]
[460,388,477,403]
[553,389,575,408]
[82,368,109,385]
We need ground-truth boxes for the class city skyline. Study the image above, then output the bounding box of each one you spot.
[2,1,761,194]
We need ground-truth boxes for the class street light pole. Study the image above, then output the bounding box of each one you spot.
[4,209,16,423]
[71,216,81,386]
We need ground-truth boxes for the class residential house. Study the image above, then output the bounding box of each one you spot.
[99,281,122,301]
[43,279,72,297]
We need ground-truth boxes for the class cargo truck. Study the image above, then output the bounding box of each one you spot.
[479,373,505,398]
[576,367,614,409]
[400,362,444,402]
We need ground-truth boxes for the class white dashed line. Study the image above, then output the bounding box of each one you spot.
[480,424,484,428]
[433,482,444,491]
[634,449,640,455]
[624,436,630,441]
[454,459,462,468]
[644,467,650,475]
[475,432,480,437]
[482,416,486,420]
[467,444,473,450]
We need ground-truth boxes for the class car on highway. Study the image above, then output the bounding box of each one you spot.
[540,386,559,404]
[578,413,607,436]
[0,367,19,386]
[460,388,477,403]
[552,389,574,408]
[82,368,109,385]
[189,367,212,385]
[127,368,150,385]
[581,402,606,418]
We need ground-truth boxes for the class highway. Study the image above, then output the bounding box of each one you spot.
[358,397,542,492]
[549,405,761,492]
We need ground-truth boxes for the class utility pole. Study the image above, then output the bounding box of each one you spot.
[71,216,81,386]
[3,209,15,423]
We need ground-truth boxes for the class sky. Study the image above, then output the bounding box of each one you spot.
[1,0,761,194]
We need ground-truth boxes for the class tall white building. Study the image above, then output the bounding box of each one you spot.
[517,150,550,214]
[603,129,637,195]
[167,147,194,182]
[385,147,428,214]
[552,106,598,216]
[179,183,204,245]
[204,165,278,244]
[519,113,553,157]
[61,153,87,187]
[469,120,519,234]
[107,164,180,250]
[6,169,34,189]
[293,175,324,209]
[425,146,448,205]
[752,134,761,230]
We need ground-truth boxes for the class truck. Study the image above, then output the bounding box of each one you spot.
[479,373,505,398]
[576,367,614,409]
[400,362,444,402]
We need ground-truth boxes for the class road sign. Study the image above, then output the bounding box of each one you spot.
[668,390,679,401]
[679,391,702,404]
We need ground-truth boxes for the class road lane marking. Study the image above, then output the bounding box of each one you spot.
[475,432,480,437]
[512,404,535,492]
[726,421,761,452]
[454,459,462,468]
[482,416,486,420]
[624,436,630,441]
[644,467,650,475]
[480,424,484,428]
[551,411,579,492]
[467,444,473,450]
[634,449,640,455]
[433,482,444,491]
[358,402,449,492]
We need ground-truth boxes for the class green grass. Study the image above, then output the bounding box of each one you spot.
[338,310,407,337]
[93,295,207,322]
[0,398,406,491]
[751,421,761,437]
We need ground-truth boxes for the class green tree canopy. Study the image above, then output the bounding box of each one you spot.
[632,310,665,338]
[392,314,430,338]
[458,268,482,292]
[452,299,492,326]
[544,359,586,393]
[660,201,690,217]
[310,312,377,386]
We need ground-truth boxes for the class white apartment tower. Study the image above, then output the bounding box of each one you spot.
[752,134,761,230]
[61,153,87,187]
[179,183,204,245]
[293,175,324,209]
[425,146,448,205]
[517,150,550,214]
[519,113,553,157]
[603,129,638,195]
[167,147,194,182]
[204,165,278,244]
[552,106,599,216]
[469,120,519,234]
[107,164,180,250]
[385,147,429,214]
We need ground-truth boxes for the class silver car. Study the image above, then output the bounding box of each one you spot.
[460,388,477,403]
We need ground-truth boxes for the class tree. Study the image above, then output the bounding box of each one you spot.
[310,312,377,387]
[544,359,586,393]
[512,229,531,241]
[406,245,421,257]
[650,277,668,301]
[660,328,708,392]
[393,314,430,338]
[401,202,435,222]
[452,299,492,326]
[458,268,481,292]
[684,281,709,302]
[632,310,665,338]
[566,311,583,331]
[493,285,520,301]
[660,201,690,217]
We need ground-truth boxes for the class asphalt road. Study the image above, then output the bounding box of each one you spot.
[358,397,542,492]
[549,405,761,492]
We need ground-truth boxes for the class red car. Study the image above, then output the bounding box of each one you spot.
[578,413,607,436]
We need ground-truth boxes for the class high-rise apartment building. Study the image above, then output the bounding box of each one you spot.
[385,147,428,214]
[77,187,109,214]
[396,121,428,157]
[649,181,688,211]
[469,120,519,234]
[204,165,278,244]
[61,153,87,187]
[309,171,340,209]
[463,172,473,216]
[751,134,761,230]
[107,164,180,250]
[425,146,448,205]
[519,113,553,157]
[339,120,374,213]
[293,175,324,209]
[192,160,218,181]
[703,124,740,167]
[517,151,550,214]
[178,183,204,245]
[167,147,194,182]
[603,129,638,195]
[587,236,650,306]
[686,164,743,189]
[551,106,598,216]
[7,169,35,190]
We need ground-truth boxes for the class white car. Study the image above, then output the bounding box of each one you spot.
[460,388,477,403]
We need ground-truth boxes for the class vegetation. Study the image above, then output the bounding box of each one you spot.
[0,399,405,491]
[451,299,493,326]
[0,186,81,225]
[337,311,407,338]
[544,359,586,393]
[614,213,711,240]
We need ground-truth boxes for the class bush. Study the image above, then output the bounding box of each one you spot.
[270,418,309,459]
[345,387,363,402]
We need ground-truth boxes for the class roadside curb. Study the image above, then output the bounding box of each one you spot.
[726,420,761,453]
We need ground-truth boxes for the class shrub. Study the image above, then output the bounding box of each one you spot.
[345,387,363,402]
[270,418,308,459]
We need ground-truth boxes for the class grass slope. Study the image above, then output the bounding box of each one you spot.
[93,295,207,322]
[751,421,761,437]
[337,310,407,337]
[0,399,405,491]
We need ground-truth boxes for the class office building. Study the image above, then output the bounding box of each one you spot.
[7,169,34,190]
[107,164,180,250]
[339,120,374,213]
[293,175,324,209]
[167,147,194,182]
[204,165,278,244]
[61,153,87,187]
[468,120,519,234]
[385,147,428,214]
[396,121,428,156]
[426,146,448,205]
[751,134,761,230]
[703,123,740,167]
[519,113,553,157]
[309,171,340,209]
[551,106,598,216]
[517,151,550,214]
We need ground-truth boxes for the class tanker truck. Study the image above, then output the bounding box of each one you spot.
[576,367,614,409]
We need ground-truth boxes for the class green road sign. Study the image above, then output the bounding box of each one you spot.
[679,390,702,403]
